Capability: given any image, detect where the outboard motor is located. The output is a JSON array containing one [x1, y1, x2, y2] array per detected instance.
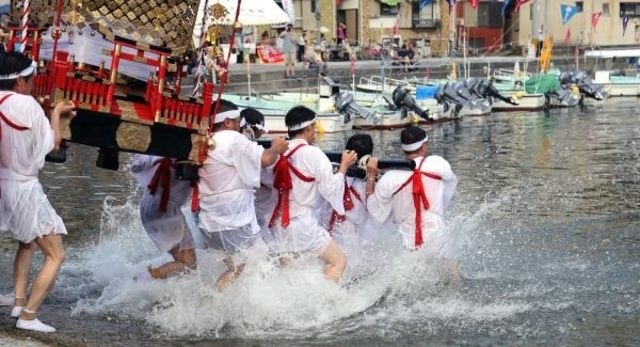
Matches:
[[573, 71, 608, 100], [334, 91, 381, 125], [392, 85, 430, 120], [466, 77, 518, 105], [558, 71, 575, 86], [435, 82, 464, 116]]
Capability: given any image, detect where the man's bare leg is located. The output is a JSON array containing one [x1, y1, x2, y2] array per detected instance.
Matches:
[[317, 240, 346, 282], [148, 246, 197, 279], [12, 242, 36, 313], [16, 234, 64, 332], [215, 257, 245, 292]]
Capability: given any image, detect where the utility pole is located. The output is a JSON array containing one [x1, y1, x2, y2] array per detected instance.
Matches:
[[531, 0, 547, 54]]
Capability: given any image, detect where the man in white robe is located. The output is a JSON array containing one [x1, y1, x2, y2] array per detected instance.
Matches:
[[268, 106, 357, 282], [239, 107, 277, 250], [198, 102, 287, 291], [324, 134, 373, 269], [129, 154, 197, 280], [366, 126, 458, 258], [0, 51, 74, 332]]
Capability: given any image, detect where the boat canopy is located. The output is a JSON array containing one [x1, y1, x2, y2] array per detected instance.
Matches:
[[584, 49, 640, 58]]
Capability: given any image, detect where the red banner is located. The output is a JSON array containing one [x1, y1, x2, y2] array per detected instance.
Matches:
[[515, 0, 530, 10], [257, 46, 285, 64], [563, 28, 571, 44], [591, 12, 603, 29]]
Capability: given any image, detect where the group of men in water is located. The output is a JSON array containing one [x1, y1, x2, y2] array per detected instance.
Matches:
[[0, 49, 458, 333]]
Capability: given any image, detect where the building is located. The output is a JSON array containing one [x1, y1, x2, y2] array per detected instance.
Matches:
[[276, 0, 452, 56], [453, 1, 507, 54], [515, 0, 640, 48]]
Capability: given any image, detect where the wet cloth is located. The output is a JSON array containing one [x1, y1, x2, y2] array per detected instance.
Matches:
[[256, 167, 276, 247], [0, 92, 66, 243], [367, 155, 457, 251], [327, 178, 367, 266], [269, 139, 346, 255], [130, 154, 194, 252], [200, 223, 257, 264], [198, 130, 264, 252]]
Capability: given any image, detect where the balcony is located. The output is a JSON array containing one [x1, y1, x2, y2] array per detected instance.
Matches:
[[412, 18, 441, 29]]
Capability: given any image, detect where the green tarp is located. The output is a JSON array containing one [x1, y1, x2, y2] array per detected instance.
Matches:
[[379, 0, 403, 5], [525, 74, 560, 94]]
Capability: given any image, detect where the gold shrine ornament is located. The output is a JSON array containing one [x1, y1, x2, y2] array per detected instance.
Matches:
[[207, 3, 229, 21]]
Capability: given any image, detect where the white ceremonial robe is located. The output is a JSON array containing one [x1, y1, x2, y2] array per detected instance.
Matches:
[[198, 130, 264, 234], [0, 92, 67, 243], [256, 167, 276, 247], [329, 178, 368, 267], [129, 154, 193, 252], [367, 155, 457, 251], [270, 138, 346, 256]]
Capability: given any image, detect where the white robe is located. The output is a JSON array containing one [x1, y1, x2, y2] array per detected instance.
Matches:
[[0, 92, 67, 243], [367, 155, 457, 251], [269, 138, 346, 255], [198, 130, 264, 234], [328, 178, 368, 267], [129, 154, 193, 252]]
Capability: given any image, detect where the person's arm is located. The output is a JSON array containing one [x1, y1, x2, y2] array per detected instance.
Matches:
[[366, 172, 394, 224], [365, 157, 379, 196], [315, 149, 357, 214], [260, 137, 287, 167], [50, 101, 75, 150]]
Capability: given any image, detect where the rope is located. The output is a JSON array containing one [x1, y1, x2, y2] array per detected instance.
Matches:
[[208, 0, 242, 133], [191, 0, 213, 97]]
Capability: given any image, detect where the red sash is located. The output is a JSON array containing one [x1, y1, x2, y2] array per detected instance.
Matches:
[[269, 144, 315, 228], [147, 158, 173, 212], [328, 178, 363, 234], [0, 94, 29, 141], [392, 157, 442, 249], [0, 94, 29, 199]]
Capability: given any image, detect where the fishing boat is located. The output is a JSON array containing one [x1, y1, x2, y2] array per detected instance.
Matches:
[[354, 76, 417, 93], [491, 69, 546, 111], [220, 93, 354, 133], [593, 71, 640, 97]]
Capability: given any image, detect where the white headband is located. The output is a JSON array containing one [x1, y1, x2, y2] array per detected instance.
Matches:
[[288, 117, 317, 131], [0, 61, 37, 80], [213, 109, 241, 124], [251, 123, 268, 133], [401, 135, 428, 152]]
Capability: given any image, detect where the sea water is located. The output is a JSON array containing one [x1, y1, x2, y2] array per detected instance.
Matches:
[[1, 100, 638, 345]]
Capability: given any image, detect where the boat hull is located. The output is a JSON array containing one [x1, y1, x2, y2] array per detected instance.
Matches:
[[491, 93, 546, 111]]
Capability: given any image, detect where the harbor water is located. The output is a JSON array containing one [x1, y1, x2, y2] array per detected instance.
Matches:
[[0, 100, 639, 346]]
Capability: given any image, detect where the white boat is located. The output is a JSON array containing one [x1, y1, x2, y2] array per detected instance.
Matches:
[[593, 70, 640, 97], [354, 76, 417, 93], [491, 69, 546, 111], [275, 92, 415, 129], [220, 94, 353, 133], [491, 92, 546, 111]]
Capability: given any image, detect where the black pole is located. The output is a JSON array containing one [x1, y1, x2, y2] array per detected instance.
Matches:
[[258, 140, 415, 171]]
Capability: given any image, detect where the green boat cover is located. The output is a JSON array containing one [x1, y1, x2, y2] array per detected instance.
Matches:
[[525, 74, 560, 94]]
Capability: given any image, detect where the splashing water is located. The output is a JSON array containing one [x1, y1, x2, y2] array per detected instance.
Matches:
[[31, 103, 640, 345]]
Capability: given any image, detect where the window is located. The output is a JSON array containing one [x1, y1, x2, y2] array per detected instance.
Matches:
[[575, 2, 583, 12], [603, 3, 610, 16], [478, 2, 503, 28], [411, 0, 441, 28], [620, 2, 640, 17], [381, 3, 399, 16], [311, 0, 317, 13], [411, 1, 436, 19]]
